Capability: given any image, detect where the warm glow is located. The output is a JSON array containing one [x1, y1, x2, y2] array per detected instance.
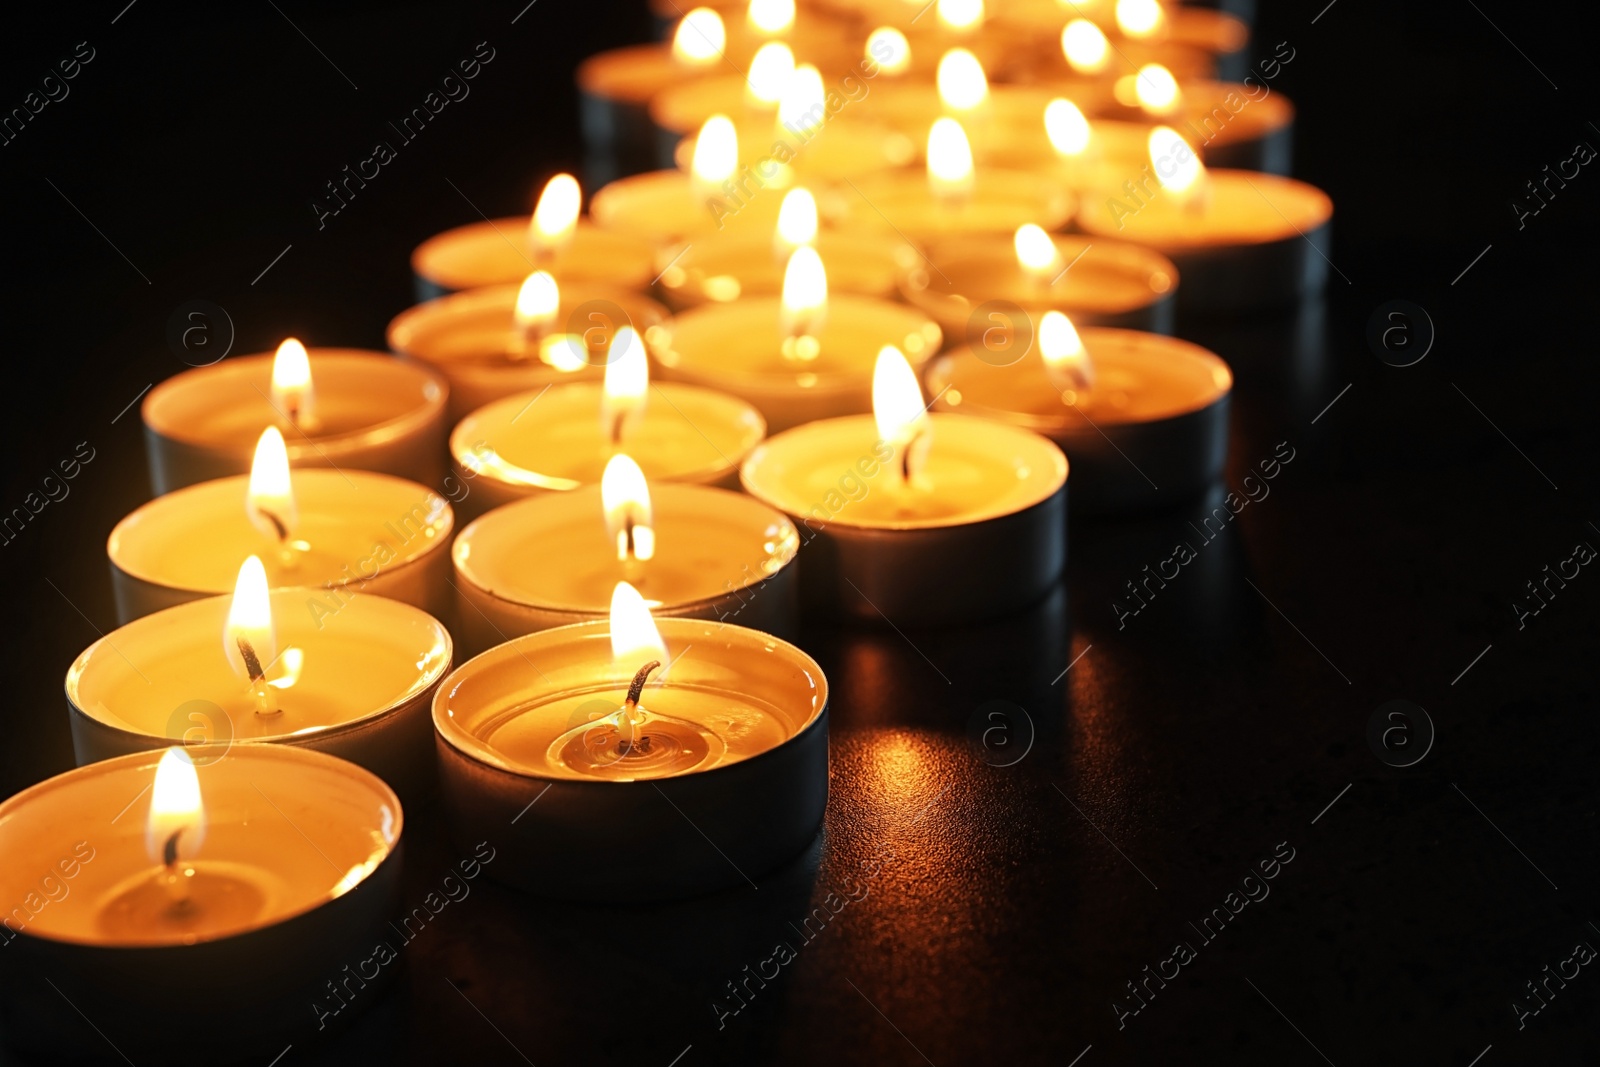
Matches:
[[1116, 0, 1164, 39], [746, 42, 794, 108], [610, 581, 667, 665], [936, 49, 988, 112], [672, 8, 725, 67], [225, 555, 277, 684], [1061, 19, 1109, 73], [1135, 63, 1181, 115], [1044, 97, 1091, 157], [1014, 224, 1061, 278], [777, 64, 827, 138], [601, 454, 656, 564], [873, 346, 932, 483], [775, 187, 819, 254], [1149, 125, 1205, 196], [514, 270, 561, 338], [779, 245, 827, 340], [270, 338, 314, 427], [937, 0, 984, 33], [246, 427, 296, 543], [601, 326, 648, 443], [531, 173, 581, 255], [691, 115, 739, 187], [926, 118, 975, 201], [748, 0, 796, 35], [866, 27, 910, 75], [146, 748, 205, 867], [1039, 310, 1095, 392]]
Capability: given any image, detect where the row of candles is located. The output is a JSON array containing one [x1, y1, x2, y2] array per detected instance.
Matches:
[[0, 0, 1332, 1058]]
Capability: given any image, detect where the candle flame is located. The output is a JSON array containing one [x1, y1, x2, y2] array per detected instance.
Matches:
[[1044, 97, 1091, 157], [610, 580, 667, 664], [1116, 0, 1164, 39], [747, 0, 795, 35], [866, 27, 910, 75], [691, 115, 739, 186], [270, 338, 314, 429], [672, 8, 725, 67], [926, 117, 975, 201], [146, 747, 205, 867], [779, 245, 827, 345], [1014, 224, 1061, 278], [1039, 310, 1094, 393], [746, 42, 795, 108], [1061, 18, 1110, 73], [937, 0, 983, 33], [225, 555, 277, 684], [777, 64, 827, 139], [775, 187, 818, 254], [246, 427, 297, 544], [873, 345, 932, 483], [601, 454, 656, 564], [531, 173, 581, 256], [515, 271, 561, 336], [1148, 125, 1205, 197], [936, 48, 988, 112], [601, 326, 648, 443], [1134, 63, 1181, 115]]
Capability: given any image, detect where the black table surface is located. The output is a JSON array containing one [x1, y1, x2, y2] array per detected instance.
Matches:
[[2, 2, 1598, 1065]]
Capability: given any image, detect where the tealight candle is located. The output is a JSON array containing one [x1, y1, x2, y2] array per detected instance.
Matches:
[[1109, 67, 1295, 174], [386, 270, 668, 421], [657, 186, 920, 308], [741, 346, 1067, 622], [410, 173, 658, 298], [654, 246, 943, 430], [142, 339, 449, 495], [108, 429, 454, 623], [648, 43, 865, 147], [1077, 126, 1333, 312], [901, 224, 1178, 340], [433, 587, 828, 899], [927, 313, 1231, 514], [67, 559, 451, 795], [452, 453, 799, 652], [449, 328, 766, 515], [0, 745, 400, 1062], [847, 117, 1074, 243]]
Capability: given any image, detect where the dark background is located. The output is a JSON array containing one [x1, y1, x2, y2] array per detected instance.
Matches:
[[2, 1, 1598, 1064]]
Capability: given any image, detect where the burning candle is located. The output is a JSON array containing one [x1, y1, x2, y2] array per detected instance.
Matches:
[[655, 246, 942, 431], [108, 428, 454, 623], [1110, 64, 1295, 173], [386, 268, 668, 421], [657, 186, 920, 308], [433, 586, 828, 899], [0, 745, 400, 1061], [451, 452, 800, 652], [927, 313, 1231, 514], [448, 327, 766, 515], [866, 46, 1082, 153], [141, 339, 448, 495], [900, 222, 1178, 339], [410, 173, 657, 298], [67, 557, 452, 794], [741, 345, 1066, 622], [1076, 126, 1333, 311]]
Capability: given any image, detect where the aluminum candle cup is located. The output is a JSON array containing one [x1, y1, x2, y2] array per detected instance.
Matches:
[[1078, 168, 1333, 313], [658, 229, 920, 309], [142, 349, 448, 495], [0, 746, 401, 1065], [66, 590, 451, 796], [451, 484, 800, 654], [410, 216, 656, 299], [450, 382, 765, 515], [386, 282, 669, 421], [901, 233, 1178, 338], [740, 414, 1068, 623], [654, 296, 942, 431], [927, 327, 1232, 515], [433, 617, 829, 900], [107, 470, 453, 623]]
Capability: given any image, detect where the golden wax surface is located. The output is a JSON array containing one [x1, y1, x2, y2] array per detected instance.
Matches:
[[1079, 170, 1332, 250], [412, 218, 657, 292]]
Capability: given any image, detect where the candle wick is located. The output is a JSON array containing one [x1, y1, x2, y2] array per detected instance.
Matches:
[[624, 659, 662, 710], [900, 426, 928, 484], [622, 514, 636, 561], [258, 508, 289, 543], [609, 411, 626, 447], [162, 827, 184, 870], [236, 637, 282, 716]]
